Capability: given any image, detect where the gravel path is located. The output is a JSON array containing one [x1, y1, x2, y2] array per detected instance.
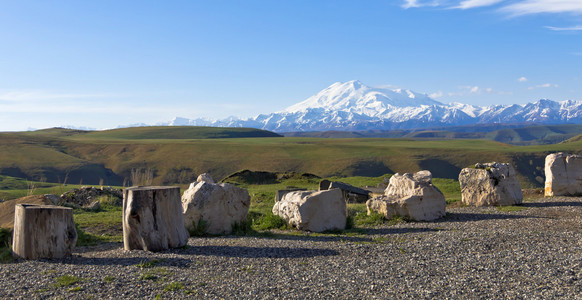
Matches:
[[1, 196, 582, 299]]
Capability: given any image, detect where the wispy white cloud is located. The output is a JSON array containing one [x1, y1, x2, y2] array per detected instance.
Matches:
[[528, 83, 559, 90], [501, 0, 582, 16], [545, 25, 582, 31], [401, 0, 443, 9], [429, 91, 444, 98], [404, 0, 582, 15], [402, 0, 421, 9], [454, 0, 503, 9], [518, 76, 528, 82]]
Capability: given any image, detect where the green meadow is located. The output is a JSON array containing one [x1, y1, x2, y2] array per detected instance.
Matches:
[[1, 126, 581, 189]]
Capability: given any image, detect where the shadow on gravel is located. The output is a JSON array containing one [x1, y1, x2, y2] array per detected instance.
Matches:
[[436, 212, 530, 223], [42, 256, 193, 268], [362, 227, 442, 235], [522, 201, 582, 208], [184, 246, 339, 258]]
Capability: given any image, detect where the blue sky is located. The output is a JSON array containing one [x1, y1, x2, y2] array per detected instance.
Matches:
[[0, 0, 581, 131]]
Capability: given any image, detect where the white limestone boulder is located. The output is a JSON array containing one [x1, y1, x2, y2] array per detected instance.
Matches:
[[272, 189, 346, 232], [459, 162, 523, 206], [366, 170, 446, 221], [182, 175, 250, 235], [544, 153, 582, 197]]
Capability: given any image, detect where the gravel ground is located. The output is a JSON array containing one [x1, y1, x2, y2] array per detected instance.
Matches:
[[1, 196, 582, 299]]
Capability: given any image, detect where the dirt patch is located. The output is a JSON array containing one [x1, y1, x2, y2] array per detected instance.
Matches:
[[0, 195, 53, 228]]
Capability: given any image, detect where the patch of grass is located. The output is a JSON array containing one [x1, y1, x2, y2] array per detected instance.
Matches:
[[386, 215, 409, 226], [163, 282, 185, 292], [231, 219, 253, 236], [188, 219, 209, 237], [136, 259, 165, 269], [432, 178, 462, 204], [347, 204, 385, 227], [68, 286, 83, 292], [75, 224, 107, 246], [54, 275, 84, 288], [250, 212, 289, 231], [240, 264, 256, 275], [140, 273, 159, 281], [103, 275, 115, 283], [139, 267, 171, 282], [497, 205, 528, 212], [0, 228, 12, 263], [372, 237, 391, 243], [74, 206, 122, 227], [94, 194, 121, 208]]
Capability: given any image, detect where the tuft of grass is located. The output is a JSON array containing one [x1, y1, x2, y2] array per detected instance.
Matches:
[[54, 275, 84, 288], [0, 228, 13, 263], [164, 282, 185, 292], [356, 212, 386, 226], [136, 259, 165, 269], [348, 204, 385, 227], [188, 219, 209, 237], [250, 212, 289, 231], [68, 286, 83, 292], [139, 267, 171, 282], [103, 275, 115, 283], [497, 205, 528, 212], [231, 219, 254, 236]]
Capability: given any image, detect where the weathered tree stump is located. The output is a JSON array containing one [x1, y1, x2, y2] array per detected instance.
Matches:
[[123, 186, 188, 251], [12, 204, 77, 259]]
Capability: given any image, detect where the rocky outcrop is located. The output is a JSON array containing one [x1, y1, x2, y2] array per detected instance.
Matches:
[[366, 171, 446, 221], [544, 153, 582, 196], [182, 175, 250, 235], [60, 186, 123, 207], [459, 162, 523, 206], [272, 189, 346, 232]]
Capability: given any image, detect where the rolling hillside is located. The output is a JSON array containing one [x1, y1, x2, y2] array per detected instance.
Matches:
[[285, 124, 582, 145], [0, 126, 580, 188]]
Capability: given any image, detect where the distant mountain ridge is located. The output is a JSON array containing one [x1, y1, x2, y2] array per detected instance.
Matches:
[[166, 80, 582, 132]]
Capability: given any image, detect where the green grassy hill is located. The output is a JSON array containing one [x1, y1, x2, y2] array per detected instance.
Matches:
[[286, 124, 582, 145], [1, 126, 581, 188]]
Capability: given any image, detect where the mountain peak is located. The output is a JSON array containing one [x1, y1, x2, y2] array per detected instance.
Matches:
[[284, 80, 442, 114]]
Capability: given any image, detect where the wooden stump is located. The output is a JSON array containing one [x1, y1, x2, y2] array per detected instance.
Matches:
[[123, 186, 189, 251], [12, 204, 77, 260]]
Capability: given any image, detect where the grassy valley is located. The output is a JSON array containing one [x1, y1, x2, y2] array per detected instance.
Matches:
[[0, 125, 581, 189]]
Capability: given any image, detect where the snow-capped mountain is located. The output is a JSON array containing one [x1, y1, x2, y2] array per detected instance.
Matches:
[[167, 80, 582, 132]]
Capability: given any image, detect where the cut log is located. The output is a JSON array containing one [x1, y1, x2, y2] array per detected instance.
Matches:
[[12, 204, 77, 260], [123, 186, 188, 251]]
